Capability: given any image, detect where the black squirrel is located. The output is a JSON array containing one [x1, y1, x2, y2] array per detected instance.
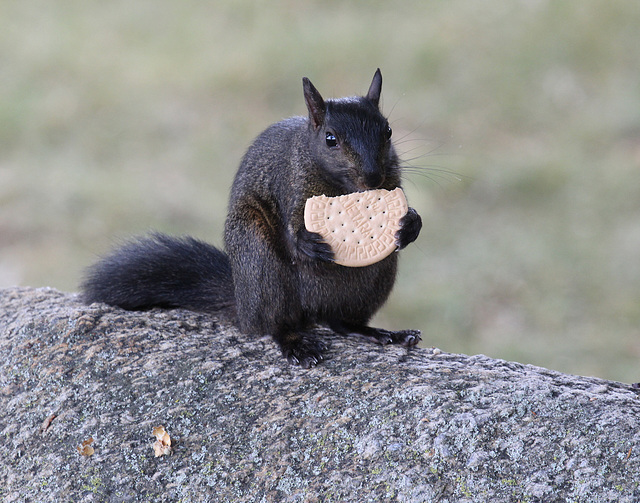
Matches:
[[81, 69, 423, 368]]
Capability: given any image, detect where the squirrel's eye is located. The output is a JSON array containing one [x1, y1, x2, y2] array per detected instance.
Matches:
[[385, 126, 392, 140], [325, 132, 338, 148]]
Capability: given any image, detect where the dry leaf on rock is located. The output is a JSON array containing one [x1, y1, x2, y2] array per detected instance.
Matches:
[[77, 437, 94, 457], [152, 426, 172, 457]]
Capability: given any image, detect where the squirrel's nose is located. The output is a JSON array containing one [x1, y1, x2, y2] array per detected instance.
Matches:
[[364, 171, 384, 189]]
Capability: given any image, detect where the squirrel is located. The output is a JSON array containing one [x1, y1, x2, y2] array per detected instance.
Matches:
[[81, 69, 423, 368]]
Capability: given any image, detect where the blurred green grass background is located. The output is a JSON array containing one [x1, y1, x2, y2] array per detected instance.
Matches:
[[2, 1, 639, 381]]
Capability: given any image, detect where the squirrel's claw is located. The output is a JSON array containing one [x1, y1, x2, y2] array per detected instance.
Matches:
[[296, 229, 335, 262], [281, 333, 328, 369], [396, 329, 422, 347]]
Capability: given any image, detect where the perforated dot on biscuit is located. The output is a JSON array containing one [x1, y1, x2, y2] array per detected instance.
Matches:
[[304, 188, 408, 267]]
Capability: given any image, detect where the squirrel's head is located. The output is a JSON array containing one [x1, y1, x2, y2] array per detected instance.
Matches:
[[302, 69, 401, 193]]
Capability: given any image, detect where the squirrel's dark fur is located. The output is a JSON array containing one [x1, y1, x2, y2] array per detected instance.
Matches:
[[81, 69, 422, 368]]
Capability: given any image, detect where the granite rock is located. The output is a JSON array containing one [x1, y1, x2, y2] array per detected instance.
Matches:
[[1, 287, 639, 502]]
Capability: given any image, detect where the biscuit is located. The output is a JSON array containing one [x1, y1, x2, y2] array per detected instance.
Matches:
[[304, 187, 408, 267]]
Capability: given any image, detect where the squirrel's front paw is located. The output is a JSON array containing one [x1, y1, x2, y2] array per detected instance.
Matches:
[[395, 207, 422, 250], [296, 228, 334, 262]]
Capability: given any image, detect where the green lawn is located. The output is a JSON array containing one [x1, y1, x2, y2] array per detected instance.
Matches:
[[2, 1, 639, 381]]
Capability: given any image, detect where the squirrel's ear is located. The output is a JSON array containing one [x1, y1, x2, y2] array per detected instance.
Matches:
[[303, 77, 326, 130], [366, 68, 383, 108]]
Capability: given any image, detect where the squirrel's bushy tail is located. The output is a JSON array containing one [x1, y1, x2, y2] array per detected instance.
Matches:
[[81, 233, 236, 318]]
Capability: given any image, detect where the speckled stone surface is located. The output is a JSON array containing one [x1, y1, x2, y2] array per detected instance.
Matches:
[[1, 287, 639, 502]]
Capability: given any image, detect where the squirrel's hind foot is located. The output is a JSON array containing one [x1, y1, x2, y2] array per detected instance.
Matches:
[[330, 321, 421, 347], [278, 331, 328, 369], [387, 329, 422, 347]]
